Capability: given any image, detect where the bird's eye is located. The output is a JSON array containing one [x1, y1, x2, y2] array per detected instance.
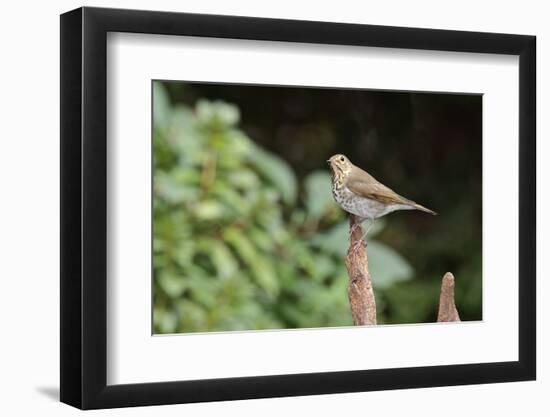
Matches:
[[340, 157, 345, 162]]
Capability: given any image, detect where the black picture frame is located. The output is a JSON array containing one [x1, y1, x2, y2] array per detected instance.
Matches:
[[60, 6, 536, 410]]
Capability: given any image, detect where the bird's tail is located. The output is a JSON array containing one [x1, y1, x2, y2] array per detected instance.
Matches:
[[412, 202, 437, 215]]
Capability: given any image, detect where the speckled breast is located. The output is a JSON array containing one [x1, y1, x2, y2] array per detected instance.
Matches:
[[332, 186, 389, 220]]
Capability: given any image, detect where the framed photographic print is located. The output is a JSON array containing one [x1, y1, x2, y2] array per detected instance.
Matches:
[[60, 6, 536, 409]]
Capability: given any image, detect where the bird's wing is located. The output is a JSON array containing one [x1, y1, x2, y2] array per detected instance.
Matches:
[[347, 180, 408, 205], [346, 168, 409, 205], [347, 167, 437, 214]]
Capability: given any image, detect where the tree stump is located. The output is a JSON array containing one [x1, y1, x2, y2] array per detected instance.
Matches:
[[437, 272, 461, 322]]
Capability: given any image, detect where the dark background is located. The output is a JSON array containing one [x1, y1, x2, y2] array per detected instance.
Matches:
[[153, 80, 482, 333]]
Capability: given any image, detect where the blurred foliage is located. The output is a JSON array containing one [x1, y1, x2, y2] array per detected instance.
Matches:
[[153, 82, 419, 333], [173, 82, 483, 324]]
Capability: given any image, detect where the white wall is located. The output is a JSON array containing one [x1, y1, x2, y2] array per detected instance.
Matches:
[[0, 1, 545, 415]]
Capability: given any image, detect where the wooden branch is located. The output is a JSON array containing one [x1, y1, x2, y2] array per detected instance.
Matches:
[[437, 272, 461, 322], [344, 215, 377, 325]]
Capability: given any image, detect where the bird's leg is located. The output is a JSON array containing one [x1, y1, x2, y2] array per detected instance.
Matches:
[[351, 218, 374, 253], [363, 218, 376, 239], [349, 220, 361, 237]]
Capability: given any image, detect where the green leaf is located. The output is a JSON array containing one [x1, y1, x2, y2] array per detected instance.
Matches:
[[155, 170, 199, 204], [368, 241, 413, 289], [196, 100, 240, 127], [223, 228, 279, 297], [310, 254, 335, 282], [310, 219, 386, 256], [248, 145, 297, 205], [207, 240, 239, 279], [193, 200, 226, 221], [304, 170, 335, 218], [250, 257, 279, 298], [212, 185, 253, 215], [169, 106, 203, 158], [248, 227, 273, 252], [153, 82, 171, 130], [228, 169, 260, 190], [157, 271, 187, 298], [177, 300, 207, 331], [185, 276, 220, 309], [154, 308, 179, 334], [310, 221, 349, 256]]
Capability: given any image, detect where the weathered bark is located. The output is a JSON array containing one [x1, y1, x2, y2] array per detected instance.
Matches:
[[437, 272, 461, 322], [344, 215, 377, 325]]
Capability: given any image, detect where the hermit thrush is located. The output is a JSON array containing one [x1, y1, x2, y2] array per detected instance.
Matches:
[[328, 154, 436, 239]]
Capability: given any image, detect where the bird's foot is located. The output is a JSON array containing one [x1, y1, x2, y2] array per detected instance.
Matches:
[[349, 222, 360, 236], [351, 238, 366, 253]]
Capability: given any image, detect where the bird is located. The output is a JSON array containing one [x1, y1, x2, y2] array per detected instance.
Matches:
[[328, 154, 436, 247]]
